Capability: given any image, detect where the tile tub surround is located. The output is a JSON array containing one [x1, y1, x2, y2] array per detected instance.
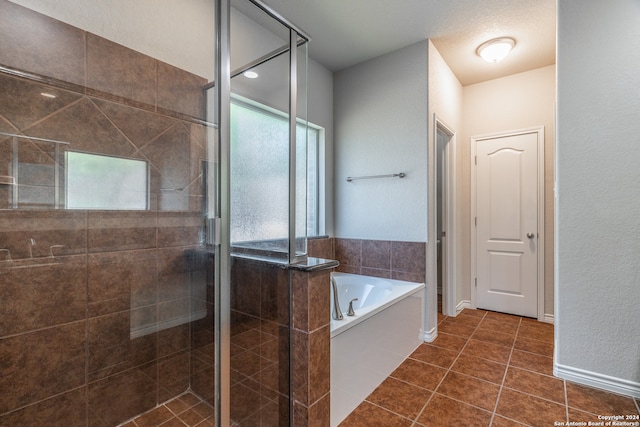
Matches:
[[0, 3, 212, 425], [308, 237, 426, 283]]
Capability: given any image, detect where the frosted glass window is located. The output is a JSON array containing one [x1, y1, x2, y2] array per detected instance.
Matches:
[[65, 151, 148, 210], [230, 100, 320, 244], [304, 125, 319, 236]]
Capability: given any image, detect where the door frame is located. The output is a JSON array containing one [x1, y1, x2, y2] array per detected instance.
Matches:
[[433, 116, 457, 317], [470, 126, 545, 321]]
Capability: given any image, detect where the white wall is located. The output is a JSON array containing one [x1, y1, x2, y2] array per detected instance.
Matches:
[[309, 61, 335, 235], [334, 41, 428, 242], [427, 41, 463, 324], [462, 65, 556, 317], [556, 0, 640, 394], [428, 42, 463, 133]]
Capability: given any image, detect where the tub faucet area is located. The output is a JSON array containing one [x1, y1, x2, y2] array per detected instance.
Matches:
[[331, 276, 344, 320], [28, 238, 36, 258], [347, 298, 358, 316]]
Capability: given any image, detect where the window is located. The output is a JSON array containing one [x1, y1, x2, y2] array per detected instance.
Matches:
[[65, 151, 148, 210], [230, 98, 323, 244]]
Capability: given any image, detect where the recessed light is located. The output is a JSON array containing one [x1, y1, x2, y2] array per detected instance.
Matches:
[[40, 92, 57, 99], [243, 71, 258, 79], [476, 37, 516, 63]]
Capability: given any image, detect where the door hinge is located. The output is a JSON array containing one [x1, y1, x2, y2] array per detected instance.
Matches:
[[475, 278, 477, 287], [475, 217, 477, 226], [207, 217, 221, 246], [475, 155, 477, 165]]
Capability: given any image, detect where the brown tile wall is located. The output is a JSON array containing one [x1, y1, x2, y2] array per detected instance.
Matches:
[[0, 1, 206, 119], [229, 256, 291, 425], [308, 237, 427, 283], [0, 0, 207, 213], [0, 3, 213, 426], [228, 256, 333, 427], [291, 268, 332, 427], [0, 209, 209, 426], [0, 71, 207, 212]]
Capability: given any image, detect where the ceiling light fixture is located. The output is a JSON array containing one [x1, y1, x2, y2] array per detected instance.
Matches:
[[243, 70, 258, 79], [476, 37, 516, 63]]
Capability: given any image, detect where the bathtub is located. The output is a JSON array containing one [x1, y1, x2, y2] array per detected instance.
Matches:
[[330, 272, 425, 426]]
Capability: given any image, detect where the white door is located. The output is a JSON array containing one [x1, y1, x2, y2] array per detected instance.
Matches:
[[473, 130, 539, 318]]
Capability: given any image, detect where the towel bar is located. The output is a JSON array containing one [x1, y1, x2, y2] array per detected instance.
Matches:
[[346, 172, 405, 182]]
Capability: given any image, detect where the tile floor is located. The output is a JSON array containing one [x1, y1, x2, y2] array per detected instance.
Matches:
[[340, 308, 640, 427], [119, 392, 214, 427], [118, 308, 640, 427]]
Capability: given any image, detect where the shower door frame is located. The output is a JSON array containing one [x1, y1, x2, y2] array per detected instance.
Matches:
[[214, 0, 231, 425], [214, 0, 311, 424]]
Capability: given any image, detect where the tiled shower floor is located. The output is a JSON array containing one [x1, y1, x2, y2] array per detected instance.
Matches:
[[120, 392, 214, 427]]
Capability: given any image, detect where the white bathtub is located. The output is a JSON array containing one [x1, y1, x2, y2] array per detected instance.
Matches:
[[330, 272, 425, 426]]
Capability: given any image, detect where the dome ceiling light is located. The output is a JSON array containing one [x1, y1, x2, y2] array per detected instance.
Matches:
[[476, 37, 516, 63]]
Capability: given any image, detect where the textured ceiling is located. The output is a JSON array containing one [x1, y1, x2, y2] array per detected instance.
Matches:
[[260, 0, 556, 86]]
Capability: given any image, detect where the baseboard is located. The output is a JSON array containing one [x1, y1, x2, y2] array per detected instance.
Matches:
[[455, 300, 471, 315], [554, 362, 640, 398], [421, 326, 437, 343], [543, 313, 554, 324]]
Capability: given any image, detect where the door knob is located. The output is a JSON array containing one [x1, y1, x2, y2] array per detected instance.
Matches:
[[526, 233, 535, 238]]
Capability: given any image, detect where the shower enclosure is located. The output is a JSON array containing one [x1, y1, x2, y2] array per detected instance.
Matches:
[[0, 0, 324, 425]]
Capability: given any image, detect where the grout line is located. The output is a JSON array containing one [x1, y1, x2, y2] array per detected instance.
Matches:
[[491, 414, 533, 426], [360, 400, 415, 425], [412, 309, 487, 424], [506, 363, 556, 379], [564, 378, 570, 423], [489, 315, 521, 426], [126, 391, 207, 427], [499, 384, 572, 407], [356, 310, 568, 426], [354, 310, 638, 426], [408, 389, 433, 425], [432, 391, 495, 414], [389, 341, 450, 422]]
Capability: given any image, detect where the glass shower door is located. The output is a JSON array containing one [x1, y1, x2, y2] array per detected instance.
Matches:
[[215, 0, 311, 424], [0, 1, 218, 425]]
